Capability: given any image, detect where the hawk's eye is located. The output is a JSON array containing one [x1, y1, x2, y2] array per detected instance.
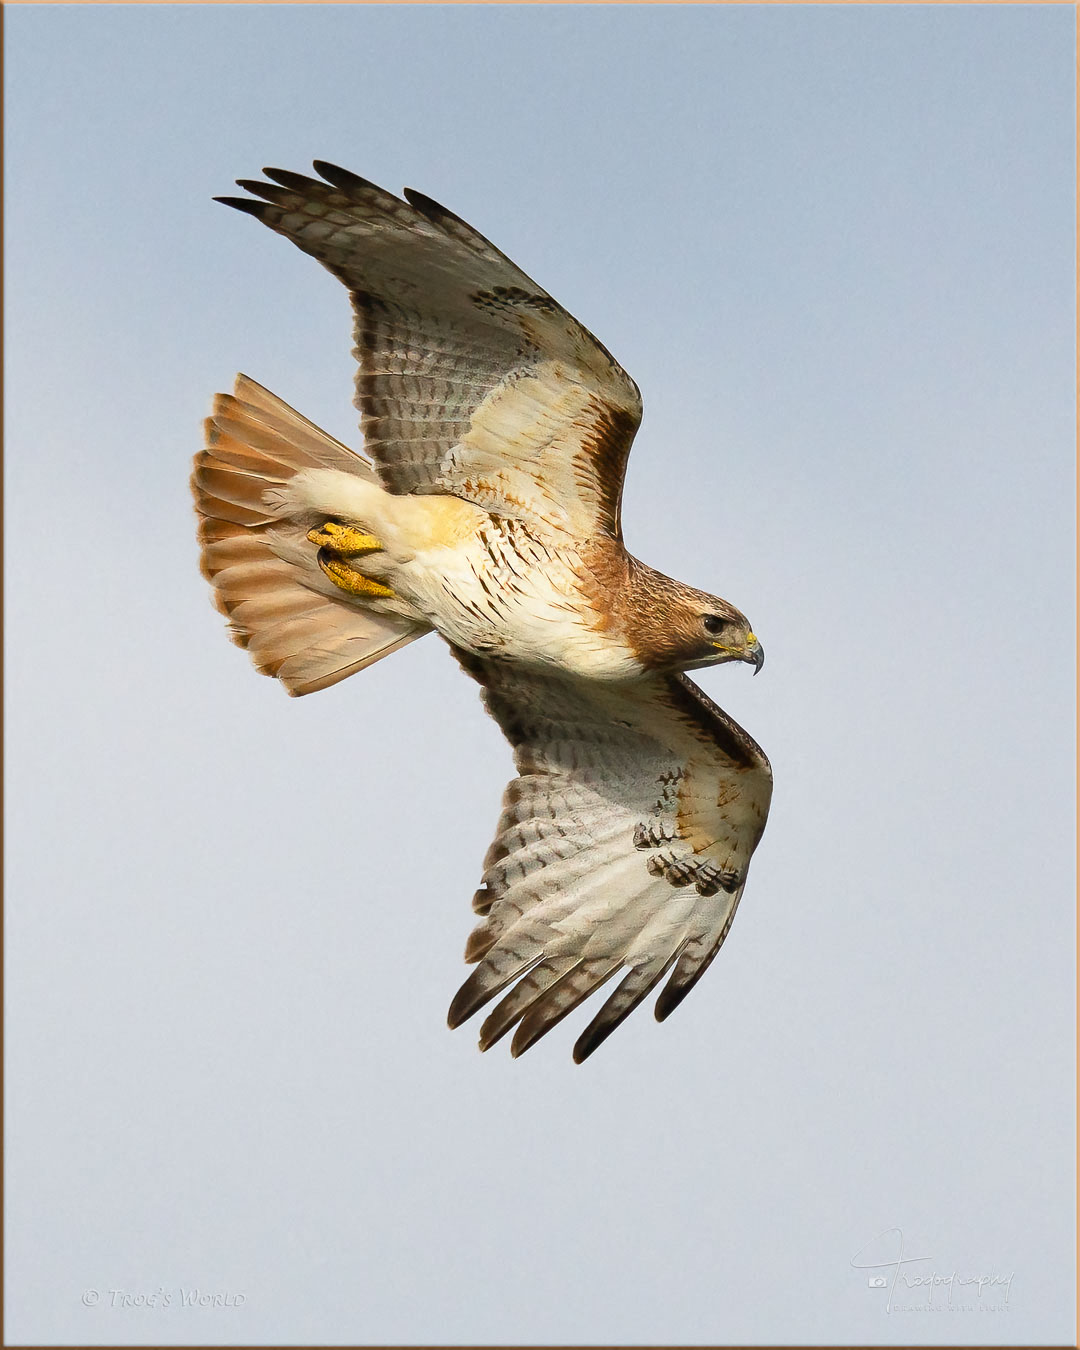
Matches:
[[703, 615, 726, 636]]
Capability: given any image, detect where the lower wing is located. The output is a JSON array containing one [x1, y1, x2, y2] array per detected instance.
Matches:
[[448, 656, 772, 1061]]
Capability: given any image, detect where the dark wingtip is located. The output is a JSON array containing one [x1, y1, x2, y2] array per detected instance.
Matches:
[[572, 1028, 606, 1063], [402, 186, 443, 213], [654, 983, 689, 1022], [403, 187, 461, 226], [213, 196, 267, 218], [447, 978, 483, 1030], [477, 1008, 514, 1053], [509, 1018, 546, 1059], [313, 160, 382, 193], [262, 166, 324, 193]]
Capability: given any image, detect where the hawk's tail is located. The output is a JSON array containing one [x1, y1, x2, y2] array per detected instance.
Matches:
[[192, 375, 429, 696]]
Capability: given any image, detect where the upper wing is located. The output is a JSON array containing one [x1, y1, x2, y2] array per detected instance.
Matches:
[[448, 656, 772, 1061], [217, 163, 642, 540]]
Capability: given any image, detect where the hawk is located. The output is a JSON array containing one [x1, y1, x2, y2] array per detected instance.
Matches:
[[193, 163, 772, 1062]]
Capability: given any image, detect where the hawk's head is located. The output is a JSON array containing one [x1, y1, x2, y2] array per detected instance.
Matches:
[[624, 562, 764, 676], [687, 605, 763, 674]]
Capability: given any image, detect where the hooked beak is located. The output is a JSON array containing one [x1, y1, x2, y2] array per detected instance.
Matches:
[[743, 632, 764, 675], [711, 632, 765, 674]]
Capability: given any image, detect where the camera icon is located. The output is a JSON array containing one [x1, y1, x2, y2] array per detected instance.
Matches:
[[868, 1277, 888, 1288]]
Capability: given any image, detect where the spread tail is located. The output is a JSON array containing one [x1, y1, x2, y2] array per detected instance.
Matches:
[[192, 375, 429, 696]]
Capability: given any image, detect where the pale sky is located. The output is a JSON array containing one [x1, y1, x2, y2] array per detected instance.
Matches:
[[5, 4, 1075, 1345]]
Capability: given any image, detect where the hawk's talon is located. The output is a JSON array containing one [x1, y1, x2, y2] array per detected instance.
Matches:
[[316, 551, 395, 599], [308, 518, 394, 600], [306, 521, 384, 555]]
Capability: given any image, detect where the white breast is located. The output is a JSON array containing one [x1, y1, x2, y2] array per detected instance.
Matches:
[[397, 518, 641, 681]]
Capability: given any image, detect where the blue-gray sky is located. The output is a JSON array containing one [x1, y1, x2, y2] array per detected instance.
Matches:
[[5, 4, 1074, 1345]]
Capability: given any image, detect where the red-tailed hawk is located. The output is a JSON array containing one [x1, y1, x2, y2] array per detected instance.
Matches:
[[193, 163, 772, 1062]]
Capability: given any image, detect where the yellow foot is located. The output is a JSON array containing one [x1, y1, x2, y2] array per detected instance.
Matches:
[[316, 552, 395, 600], [308, 519, 395, 600], [306, 521, 383, 555]]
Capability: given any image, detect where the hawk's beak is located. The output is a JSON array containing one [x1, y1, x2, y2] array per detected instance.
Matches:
[[744, 634, 764, 675], [711, 633, 765, 673]]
